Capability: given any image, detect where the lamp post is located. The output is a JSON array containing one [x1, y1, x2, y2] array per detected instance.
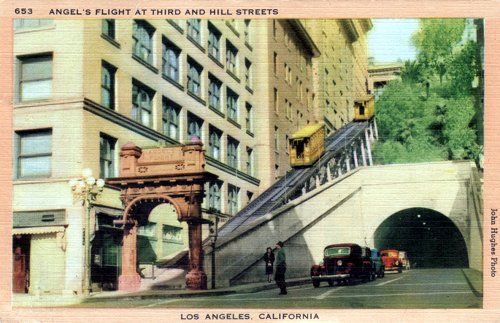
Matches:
[[69, 168, 105, 296], [208, 213, 219, 290]]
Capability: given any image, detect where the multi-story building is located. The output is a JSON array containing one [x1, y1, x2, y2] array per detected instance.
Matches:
[[302, 19, 373, 135], [12, 18, 262, 295], [12, 18, 371, 295]]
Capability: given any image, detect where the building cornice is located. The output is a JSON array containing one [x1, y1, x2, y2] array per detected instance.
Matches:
[[287, 20, 321, 57], [340, 19, 360, 43], [360, 19, 373, 32]]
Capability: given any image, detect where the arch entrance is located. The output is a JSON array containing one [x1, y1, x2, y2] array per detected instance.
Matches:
[[107, 140, 215, 291], [374, 208, 468, 268]]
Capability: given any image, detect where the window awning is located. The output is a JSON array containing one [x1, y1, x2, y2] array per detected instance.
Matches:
[[12, 226, 65, 235]]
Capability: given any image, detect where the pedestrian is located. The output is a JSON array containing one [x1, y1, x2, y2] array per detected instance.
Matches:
[[274, 241, 287, 295], [264, 247, 275, 282]]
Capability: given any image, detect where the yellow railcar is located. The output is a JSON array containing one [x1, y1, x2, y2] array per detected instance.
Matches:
[[353, 95, 375, 121], [289, 123, 325, 167]]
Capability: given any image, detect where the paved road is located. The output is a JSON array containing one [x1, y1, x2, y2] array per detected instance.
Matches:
[[80, 268, 482, 309]]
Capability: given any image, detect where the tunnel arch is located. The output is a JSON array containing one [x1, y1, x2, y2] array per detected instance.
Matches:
[[373, 208, 468, 268]]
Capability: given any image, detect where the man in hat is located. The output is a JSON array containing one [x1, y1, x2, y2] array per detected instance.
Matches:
[[274, 241, 287, 295]]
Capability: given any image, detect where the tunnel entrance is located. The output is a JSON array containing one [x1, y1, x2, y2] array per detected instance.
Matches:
[[374, 208, 468, 268]]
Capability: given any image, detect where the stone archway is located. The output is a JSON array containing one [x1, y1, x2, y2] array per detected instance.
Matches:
[[107, 139, 216, 291]]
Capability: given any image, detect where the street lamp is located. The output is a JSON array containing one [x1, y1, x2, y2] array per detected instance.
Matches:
[[69, 168, 105, 296], [208, 214, 219, 290]]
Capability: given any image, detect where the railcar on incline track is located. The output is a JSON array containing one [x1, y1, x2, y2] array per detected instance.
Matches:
[[289, 123, 325, 167]]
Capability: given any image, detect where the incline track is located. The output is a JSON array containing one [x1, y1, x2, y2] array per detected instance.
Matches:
[[217, 121, 370, 238]]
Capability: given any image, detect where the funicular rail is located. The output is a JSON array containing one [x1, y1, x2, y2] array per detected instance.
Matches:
[[218, 121, 373, 237]]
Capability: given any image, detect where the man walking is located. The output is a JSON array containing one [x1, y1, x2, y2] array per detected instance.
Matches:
[[274, 241, 287, 295]]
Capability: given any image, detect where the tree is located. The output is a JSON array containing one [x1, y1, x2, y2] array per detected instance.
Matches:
[[447, 41, 479, 97], [401, 60, 422, 84], [412, 19, 465, 83]]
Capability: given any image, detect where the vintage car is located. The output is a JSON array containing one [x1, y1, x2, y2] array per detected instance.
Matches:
[[310, 243, 375, 288], [380, 249, 403, 273], [371, 248, 385, 278], [399, 251, 410, 270]]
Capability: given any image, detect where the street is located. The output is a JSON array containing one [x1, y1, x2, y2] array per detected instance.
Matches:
[[79, 268, 481, 309]]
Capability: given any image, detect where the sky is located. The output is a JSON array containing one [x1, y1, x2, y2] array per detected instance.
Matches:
[[368, 19, 420, 64]]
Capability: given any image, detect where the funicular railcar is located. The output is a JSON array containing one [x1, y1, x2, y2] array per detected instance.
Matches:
[[288, 123, 325, 167], [353, 95, 375, 121]]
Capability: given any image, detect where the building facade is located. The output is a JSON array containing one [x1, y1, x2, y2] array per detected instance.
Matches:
[[12, 18, 371, 295], [302, 19, 373, 135]]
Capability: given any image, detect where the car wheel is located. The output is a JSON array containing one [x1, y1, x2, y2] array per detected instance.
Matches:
[[313, 280, 320, 288], [398, 267, 403, 273], [328, 280, 334, 287]]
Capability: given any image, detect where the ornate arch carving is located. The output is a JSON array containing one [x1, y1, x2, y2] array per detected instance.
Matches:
[[107, 141, 216, 291]]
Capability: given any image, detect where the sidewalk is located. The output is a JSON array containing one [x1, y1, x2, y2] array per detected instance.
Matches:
[[12, 277, 312, 307]]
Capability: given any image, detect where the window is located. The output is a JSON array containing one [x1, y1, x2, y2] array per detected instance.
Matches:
[[132, 20, 154, 64], [245, 59, 252, 89], [208, 74, 222, 111], [208, 181, 222, 212], [247, 191, 254, 205], [102, 233, 121, 266], [226, 41, 238, 75], [244, 20, 251, 45], [285, 65, 292, 83], [274, 88, 279, 114], [162, 225, 182, 243], [138, 222, 157, 237], [299, 80, 303, 101], [227, 136, 239, 169], [162, 98, 181, 140], [16, 129, 52, 178], [162, 39, 181, 83], [187, 58, 203, 97], [132, 81, 155, 127], [187, 112, 203, 139], [228, 184, 240, 215], [274, 126, 279, 151], [226, 88, 239, 122], [19, 54, 52, 101], [245, 102, 253, 133], [14, 19, 52, 30], [287, 101, 292, 119], [208, 126, 222, 160], [187, 19, 201, 44], [246, 147, 254, 176], [273, 52, 277, 75], [100, 133, 116, 178], [102, 19, 115, 39], [101, 61, 116, 109], [208, 23, 221, 61], [306, 88, 311, 109]]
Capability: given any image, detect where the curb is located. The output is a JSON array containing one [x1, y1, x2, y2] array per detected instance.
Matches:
[[461, 269, 483, 297], [83, 278, 312, 303]]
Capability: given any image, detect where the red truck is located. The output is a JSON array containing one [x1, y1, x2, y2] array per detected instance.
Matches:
[[380, 249, 403, 273]]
